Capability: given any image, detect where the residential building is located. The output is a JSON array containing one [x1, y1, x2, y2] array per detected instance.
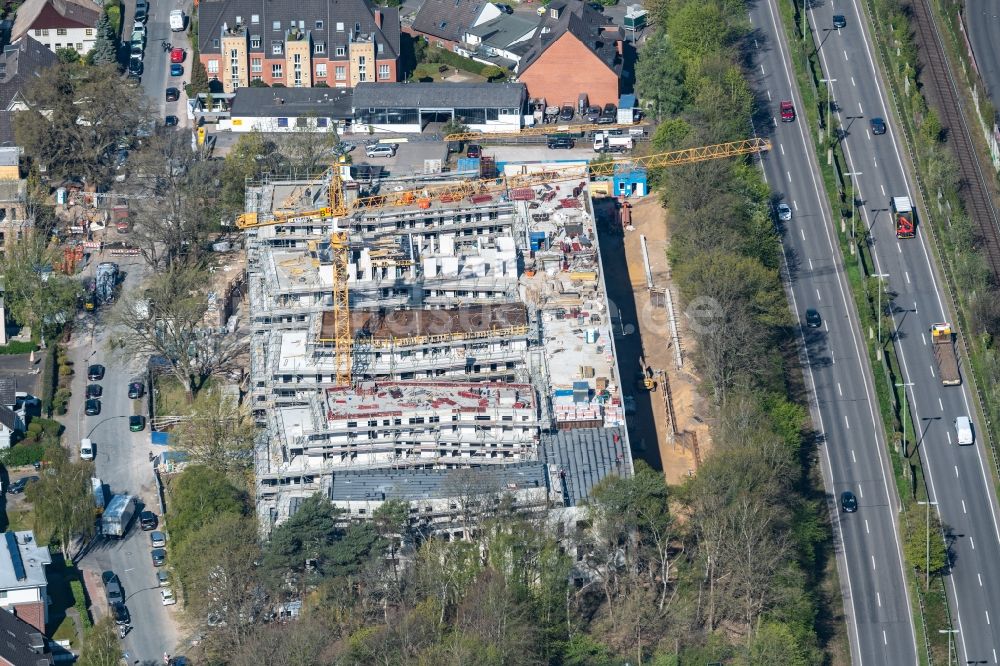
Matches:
[[461, 13, 538, 67], [0, 148, 28, 254], [0, 36, 59, 146], [352, 82, 524, 133], [0, 531, 51, 632], [10, 0, 99, 55], [198, 0, 401, 92], [0, 379, 37, 449], [222, 86, 352, 132], [409, 0, 500, 52], [0, 607, 53, 666], [516, 0, 626, 107]]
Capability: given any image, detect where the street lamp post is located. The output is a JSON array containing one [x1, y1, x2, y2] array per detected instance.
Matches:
[[844, 171, 862, 262], [917, 500, 939, 589], [938, 629, 958, 665], [896, 381, 914, 457], [872, 272, 889, 360]]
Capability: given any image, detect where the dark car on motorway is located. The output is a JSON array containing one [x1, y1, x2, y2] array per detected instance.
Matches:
[[102, 571, 123, 604], [870, 117, 887, 135], [140, 511, 158, 531], [128, 382, 144, 399], [165, 87, 180, 102], [833, 14, 846, 28], [151, 548, 166, 567], [840, 491, 858, 513], [87, 364, 105, 381], [598, 103, 617, 124], [129, 415, 146, 432], [84, 399, 101, 416], [7, 476, 38, 494], [805, 308, 822, 328]]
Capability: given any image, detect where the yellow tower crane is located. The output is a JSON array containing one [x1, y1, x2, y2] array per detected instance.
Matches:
[[235, 137, 771, 386]]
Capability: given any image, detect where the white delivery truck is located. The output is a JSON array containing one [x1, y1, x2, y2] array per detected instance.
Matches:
[[954, 416, 974, 445], [169, 9, 186, 31], [593, 132, 633, 153]]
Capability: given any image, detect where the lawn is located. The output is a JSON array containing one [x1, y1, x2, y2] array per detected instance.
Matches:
[[410, 63, 486, 83], [154, 375, 210, 417], [46, 556, 86, 649]]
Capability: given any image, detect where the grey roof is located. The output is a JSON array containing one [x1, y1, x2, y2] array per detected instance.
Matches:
[[0, 608, 53, 665], [0, 531, 50, 592], [328, 462, 547, 502], [0, 405, 17, 431], [0, 37, 58, 110], [411, 0, 485, 43], [230, 86, 353, 118], [198, 0, 399, 60], [352, 81, 526, 109], [518, 0, 623, 75], [0, 112, 13, 146], [540, 427, 629, 506], [467, 13, 538, 49], [0, 378, 15, 406]]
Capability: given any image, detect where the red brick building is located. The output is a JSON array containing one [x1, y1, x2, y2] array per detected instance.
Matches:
[[516, 0, 624, 108], [198, 0, 401, 92]]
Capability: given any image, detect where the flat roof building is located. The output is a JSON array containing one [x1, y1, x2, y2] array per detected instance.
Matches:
[[352, 81, 525, 134]]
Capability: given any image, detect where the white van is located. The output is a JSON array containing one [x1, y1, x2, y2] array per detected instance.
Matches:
[[80, 438, 94, 460], [169, 9, 186, 32], [955, 416, 974, 446]]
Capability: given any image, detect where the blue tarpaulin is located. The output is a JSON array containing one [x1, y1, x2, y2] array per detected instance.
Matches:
[[151, 431, 170, 446]]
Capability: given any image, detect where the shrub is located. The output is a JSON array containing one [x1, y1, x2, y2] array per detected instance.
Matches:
[[40, 348, 57, 417], [58, 364, 73, 377], [0, 341, 37, 355], [70, 578, 91, 630], [52, 388, 70, 416], [25, 422, 42, 439], [0, 443, 45, 467]]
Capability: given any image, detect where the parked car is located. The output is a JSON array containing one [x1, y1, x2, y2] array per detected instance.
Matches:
[[128, 58, 143, 76], [494, 3, 513, 13], [559, 104, 574, 121], [80, 438, 94, 461], [140, 511, 158, 531], [129, 415, 146, 432], [84, 399, 101, 416], [598, 103, 617, 124], [165, 87, 180, 102], [112, 601, 131, 626], [780, 100, 795, 122], [833, 14, 847, 28], [102, 571, 123, 605], [85, 384, 103, 399], [130, 44, 143, 59], [157, 570, 170, 587], [161, 588, 177, 605], [466, 144, 481, 159], [8, 476, 38, 494], [583, 105, 602, 123], [134, 7, 147, 22], [87, 364, 105, 381], [547, 137, 575, 149], [170, 63, 184, 76], [365, 144, 395, 158], [170, 47, 185, 63], [870, 117, 887, 135], [150, 531, 166, 548], [776, 203, 792, 222], [164, 115, 179, 127], [151, 548, 166, 567], [128, 382, 144, 399], [840, 490, 858, 513]]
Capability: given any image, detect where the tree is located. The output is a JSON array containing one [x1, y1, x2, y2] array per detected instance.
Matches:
[[111, 266, 245, 400], [667, 2, 729, 69], [89, 10, 118, 66], [441, 118, 470, 138], [278, 121, 345, 174], [635, 31, 687, 119], [174, 513, 265, 655], [372, 499, 409, 584], [77, 617, 121, 666], [903, 507, 948, 581], [55, 47, 81, 64], [261, 493, 342, 589], [172, 385, 256, 478], [167, 465, 247, 549], [219, 132, 281, 217], [14, 63, 151, 185], [188, 49, 210, 97], [0, 230, 80, 338], [25, 447, 94, 558]]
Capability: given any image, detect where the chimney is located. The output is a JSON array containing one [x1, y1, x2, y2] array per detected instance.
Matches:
[[615, 39, 622, 55], [374, 9, 382, 28]]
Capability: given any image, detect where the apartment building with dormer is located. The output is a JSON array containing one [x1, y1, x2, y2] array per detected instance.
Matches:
[[198, 0, 400, 92]]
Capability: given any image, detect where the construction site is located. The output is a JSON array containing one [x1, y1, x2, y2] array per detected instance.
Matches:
[[241, 139, 768, 535]]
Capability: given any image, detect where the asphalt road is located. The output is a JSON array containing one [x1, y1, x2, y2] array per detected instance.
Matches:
[[124, 0, 192, 125], [69, 254, 180, 664], [747, 0, 917, 662], [964, 0, 1000, 102], [804, 0, 1000, 662]]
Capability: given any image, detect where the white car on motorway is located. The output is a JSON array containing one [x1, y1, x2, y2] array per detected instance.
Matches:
[[776, 203, 792, 222]]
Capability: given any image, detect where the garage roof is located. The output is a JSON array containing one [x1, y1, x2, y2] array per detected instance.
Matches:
[[230, 87, 354, 119], [352, 82, 526, 109]]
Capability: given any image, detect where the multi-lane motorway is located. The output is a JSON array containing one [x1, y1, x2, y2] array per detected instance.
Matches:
[[964, 0, 1000, 102], [753, 0, 1000, 661], [748, 0, 917, 662]]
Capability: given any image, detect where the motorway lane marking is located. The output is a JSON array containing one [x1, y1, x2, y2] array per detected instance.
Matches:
[[871, 555, 876, 571], [754, 39, 759, 48], [867, 130, 871, 141], [858, 101, 863, 113], [876, 592, 881, 607], [883, 630, 888, 646], [793, 200, 799, 210], [773, 117, 777, 127], [824, 320, 829, 332], [956, 465, 959, 478], [930, 365, 936, 378], [963, 500, 967, 514], [838, 382, 843, 396], [845, 415, 850, 429], [760, 64, 765, 75], [993, 648, 997, 664], [844, 49, 849, 61], [816, 288, 821, 301], [939, 397, 944, 411], [808, 258, 813, 270], [880, 184, 885, 196], [979, 573, 983, 586], [873, 155, 877, 167], [859, 486, 864, 498], [787, 170, 792, 182], [914, 300, 918, 314], [865, 519, 870, 533], [922, 333, 927, 345], [780, 143, 785, 155], [851, 76, 856, 86], [897, 241, 902, 253], [767, 89, 772, 100], [801, 228, 806, 241], [851, 449, 856, 462], [988, 610, 991, 625], [905, 271, 910, 284], [971, 536, 975, 550], [947, 431, 952, 444]]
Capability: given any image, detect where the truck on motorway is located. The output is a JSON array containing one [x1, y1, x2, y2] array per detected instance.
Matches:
[[930, 322, 961, 386], [101, 494, 137, 538], [890, 196, 916, 239]]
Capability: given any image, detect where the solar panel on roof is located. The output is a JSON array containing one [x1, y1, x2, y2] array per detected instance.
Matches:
[[5, 532, 25, 582]]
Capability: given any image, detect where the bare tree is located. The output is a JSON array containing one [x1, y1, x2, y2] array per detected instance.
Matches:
[[110, 265, 244, 401], [442, 468, 501, 541], [171, 385, 255, 478]]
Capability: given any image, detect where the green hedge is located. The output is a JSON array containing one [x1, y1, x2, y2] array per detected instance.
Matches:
[[0, 444, 45, 468], [70, 578, 91, 630], [40, 348, 57, 417], [0, 341, 37, 355]]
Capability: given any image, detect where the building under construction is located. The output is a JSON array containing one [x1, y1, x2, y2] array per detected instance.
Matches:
[[244, 165, 635, 536]]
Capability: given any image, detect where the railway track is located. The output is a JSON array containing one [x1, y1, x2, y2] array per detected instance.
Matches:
[[910, 0, 1000, 279]]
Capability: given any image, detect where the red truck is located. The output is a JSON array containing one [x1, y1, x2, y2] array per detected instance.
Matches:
[[891, 196, 915, 239], [112, 205, 131, 234]]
